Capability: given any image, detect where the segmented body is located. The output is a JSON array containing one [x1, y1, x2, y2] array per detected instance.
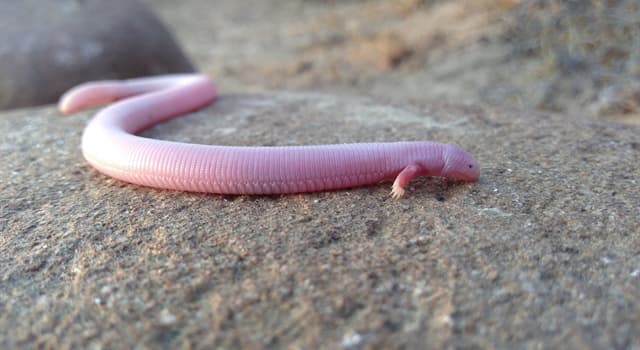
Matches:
[[59, 74, 479, 197]]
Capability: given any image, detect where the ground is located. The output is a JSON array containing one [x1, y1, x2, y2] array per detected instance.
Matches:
[[1, 0, 639, 348]]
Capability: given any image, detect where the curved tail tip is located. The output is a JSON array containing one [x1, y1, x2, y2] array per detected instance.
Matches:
[[58, 87, 88, 115], [58, 96, 74, 115]]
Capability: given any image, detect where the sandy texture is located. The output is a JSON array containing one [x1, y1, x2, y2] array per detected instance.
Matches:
[[149, 0, 640, 124], [1, 0, 640, 348], [1, 93, 639, 348]]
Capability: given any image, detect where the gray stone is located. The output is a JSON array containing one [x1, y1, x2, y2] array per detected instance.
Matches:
[[0, 0, 194, 110], [1, 92, 638, 348]]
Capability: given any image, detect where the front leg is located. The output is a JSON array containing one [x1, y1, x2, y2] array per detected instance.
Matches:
[[390, 164, 421, 199]]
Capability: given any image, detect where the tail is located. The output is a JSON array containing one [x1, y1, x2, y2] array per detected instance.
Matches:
[[58, 74, 217, 114]]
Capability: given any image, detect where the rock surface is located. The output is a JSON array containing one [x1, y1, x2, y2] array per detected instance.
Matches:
[[151, 0, 640, 124], [1, 0, 639, 348], [0, 0, 194, 110], [1, 92, 638, 348]]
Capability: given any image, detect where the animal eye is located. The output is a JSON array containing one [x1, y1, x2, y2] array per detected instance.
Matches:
[[468, 164, 473, 168]]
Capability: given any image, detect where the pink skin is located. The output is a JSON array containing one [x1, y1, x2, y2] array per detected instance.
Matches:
[[59, 74, 479, 198]]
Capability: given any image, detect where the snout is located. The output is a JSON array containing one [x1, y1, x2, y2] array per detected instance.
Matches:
[[442, 144, 480, 181]]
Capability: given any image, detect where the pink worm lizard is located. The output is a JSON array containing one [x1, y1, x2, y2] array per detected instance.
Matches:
[[58, 74, 479, 198]]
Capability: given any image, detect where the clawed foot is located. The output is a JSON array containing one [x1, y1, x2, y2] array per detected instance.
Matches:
[[390, 184, 406, 200], [390, 163, 422, 200]]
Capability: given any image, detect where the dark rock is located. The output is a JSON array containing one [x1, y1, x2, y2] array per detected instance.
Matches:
[[0, 0, 194, 110]]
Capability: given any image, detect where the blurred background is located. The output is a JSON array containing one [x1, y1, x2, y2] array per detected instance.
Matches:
[[150, 0, 640, 124], [3, 0, 639, 123]]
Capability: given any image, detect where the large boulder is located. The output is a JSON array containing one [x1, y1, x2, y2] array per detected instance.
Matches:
[[0, 0, 194, 110]]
